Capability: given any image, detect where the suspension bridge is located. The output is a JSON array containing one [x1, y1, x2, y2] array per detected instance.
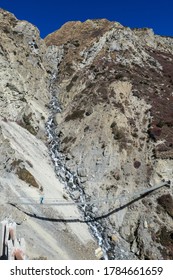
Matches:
[[3, 180, 171, 207]]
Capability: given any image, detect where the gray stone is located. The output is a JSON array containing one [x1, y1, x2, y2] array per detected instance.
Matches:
[[72, 190, 80, 200], [77, 167, 88, 177]]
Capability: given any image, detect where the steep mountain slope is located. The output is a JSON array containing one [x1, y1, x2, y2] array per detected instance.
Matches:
[[0, 9, 173, 259], [45, 20, 173, 259], [0, 9, 96, 260]]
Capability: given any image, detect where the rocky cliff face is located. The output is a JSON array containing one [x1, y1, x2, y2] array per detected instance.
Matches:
[[0, 9, 173, 259]]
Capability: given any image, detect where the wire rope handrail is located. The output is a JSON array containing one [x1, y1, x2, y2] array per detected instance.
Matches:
[[4, 180, 170, 206]]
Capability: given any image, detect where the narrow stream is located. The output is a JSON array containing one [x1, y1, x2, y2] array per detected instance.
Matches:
[[45, 73, 113, 260]]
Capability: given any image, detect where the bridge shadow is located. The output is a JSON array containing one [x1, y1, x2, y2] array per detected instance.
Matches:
[[9, 188, 157, 224]]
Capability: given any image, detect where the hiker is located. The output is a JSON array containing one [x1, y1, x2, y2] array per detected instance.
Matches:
[[40, 196, 44, 204]]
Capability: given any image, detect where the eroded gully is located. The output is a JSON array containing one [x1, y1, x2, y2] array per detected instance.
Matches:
[[45, 73, 115, 260]]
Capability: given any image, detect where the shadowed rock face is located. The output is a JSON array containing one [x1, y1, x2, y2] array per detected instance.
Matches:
[[1, 9, 173, 259]]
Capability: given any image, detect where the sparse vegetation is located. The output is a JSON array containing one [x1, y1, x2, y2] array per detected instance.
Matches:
[[133, 160, 141, 169], [16, 167, 39, 188], [156, 227, 173, 259], [110, 122, 127, 151], [62, 136, 76, 144], [11, 159, 23, 170], [65, 109, 85, 121], [66, 75, 78, 92], [157, 194, 173, 218], [17, 113, 38, 135]]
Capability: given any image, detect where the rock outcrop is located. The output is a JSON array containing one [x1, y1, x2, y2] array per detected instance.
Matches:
[[0, 9, 173, 259]]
